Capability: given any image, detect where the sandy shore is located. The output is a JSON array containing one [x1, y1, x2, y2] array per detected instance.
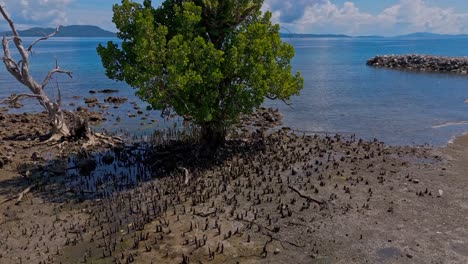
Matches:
[[0, 111, 468, 264]]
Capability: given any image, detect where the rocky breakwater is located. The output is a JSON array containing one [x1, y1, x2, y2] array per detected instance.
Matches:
[[367, 55, 468, 74]]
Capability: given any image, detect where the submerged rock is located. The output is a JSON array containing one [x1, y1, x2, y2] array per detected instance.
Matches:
[[77, 159, 97, 176], [84, 97, 98, 104], [104, 96, 128, 104], [89, 89, 119, 94]]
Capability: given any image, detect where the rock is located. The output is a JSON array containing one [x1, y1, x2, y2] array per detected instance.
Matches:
[[99, 89, 119, 94], [9, 102, 23, 108], [88, 115, 101, 122], [84, 97, 98, 104], [367, 55, 468, 75], [412, 179, 420, 184], [0, 159, 4, 169], [438, 189, 443, 197], [90, 89, 118, 94], [77, 106, 88, 112], [274, 248, 281, 255], [31, 152, 40, 161], [262, 112, 275, 122], [104, 96, 128, 104]]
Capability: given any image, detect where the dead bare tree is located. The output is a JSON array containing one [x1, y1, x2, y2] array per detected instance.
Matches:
[[0, 5, 74, 140]]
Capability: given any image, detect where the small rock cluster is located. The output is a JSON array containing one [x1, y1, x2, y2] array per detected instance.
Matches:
[[241, 107, 283, 128], [367, 55, 468, 74]]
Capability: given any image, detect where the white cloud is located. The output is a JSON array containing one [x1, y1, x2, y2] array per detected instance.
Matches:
[[0, 0, 467, 35], [0, 0, 72, 30], [264, 0, 468, 35]]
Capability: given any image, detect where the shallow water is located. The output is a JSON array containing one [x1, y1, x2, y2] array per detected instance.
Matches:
[[0, 37, 467, 146]]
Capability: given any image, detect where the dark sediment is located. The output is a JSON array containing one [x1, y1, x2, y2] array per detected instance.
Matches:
[[367, 55, 468, 74]]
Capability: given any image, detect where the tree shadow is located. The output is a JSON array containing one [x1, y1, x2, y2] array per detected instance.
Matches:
[[0, 133, 267, 204]]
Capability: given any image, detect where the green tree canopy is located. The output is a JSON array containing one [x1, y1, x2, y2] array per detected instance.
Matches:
[[97, 0, 303, 144]]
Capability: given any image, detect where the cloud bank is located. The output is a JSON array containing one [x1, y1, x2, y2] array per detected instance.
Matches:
[[263, 0, 468, 36], [0, 0, 467, 36], [0, 0, 72, 29]]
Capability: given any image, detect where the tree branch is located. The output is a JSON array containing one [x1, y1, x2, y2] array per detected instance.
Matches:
[[0, 5, 30, 73], [0, 93, 42, 105], [56, 80, 62, 106], [266, 94, 294, 108], [27, 26, 61, 52], [41, 67, 72, 88], [281, 99, 294, 108], [0, 6, 20, 38]]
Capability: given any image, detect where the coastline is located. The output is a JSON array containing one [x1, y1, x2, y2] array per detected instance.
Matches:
[[1, 110, 468, 263]]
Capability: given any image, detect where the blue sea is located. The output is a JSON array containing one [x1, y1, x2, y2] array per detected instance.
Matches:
[[0, 37, 467, 146]]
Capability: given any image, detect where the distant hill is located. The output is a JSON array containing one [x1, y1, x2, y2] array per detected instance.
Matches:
[[3, 27, 467, 39], [280, 33, 351, 38], [394, 32, 468, 39], [0, 25, 116, 37], [281, 32, 468, 39]]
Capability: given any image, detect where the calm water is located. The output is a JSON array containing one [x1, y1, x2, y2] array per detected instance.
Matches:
[[1, 37, 467, 146]]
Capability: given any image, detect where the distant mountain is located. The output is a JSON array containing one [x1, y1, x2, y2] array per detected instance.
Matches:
[[0, 25, 116, 37], [4, 27, 467, 40], [281, 32, 468, 39], [355, 35, 385, 39], [394, 32, 468, 39], [280, 33, 351, 38]]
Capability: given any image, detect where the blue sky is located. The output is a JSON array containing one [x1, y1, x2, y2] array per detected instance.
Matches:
[[1, 0, 468, 36]]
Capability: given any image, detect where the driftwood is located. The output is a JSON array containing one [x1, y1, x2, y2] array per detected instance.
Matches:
[[288, 185, 324, 206], [0, 6, 71, 139], [0, 184, 36, 205]]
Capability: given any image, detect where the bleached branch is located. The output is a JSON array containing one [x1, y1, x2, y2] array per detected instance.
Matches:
[[27, 26, 61, 52], [41, 67, 72, 88], [0, 5, 30, 71], [0, 93, 42, 105]]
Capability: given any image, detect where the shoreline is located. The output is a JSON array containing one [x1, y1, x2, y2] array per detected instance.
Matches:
[[1, 110, 468, 263]]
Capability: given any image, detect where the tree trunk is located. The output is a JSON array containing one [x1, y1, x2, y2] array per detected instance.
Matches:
[[200, 122, 225, 148], [43, 96, 71, 140]]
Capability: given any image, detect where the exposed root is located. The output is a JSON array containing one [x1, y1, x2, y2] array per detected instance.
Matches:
[[44, 132, 67, 143], [80, 132, 123, 151], [288, 185, 325, 206]]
